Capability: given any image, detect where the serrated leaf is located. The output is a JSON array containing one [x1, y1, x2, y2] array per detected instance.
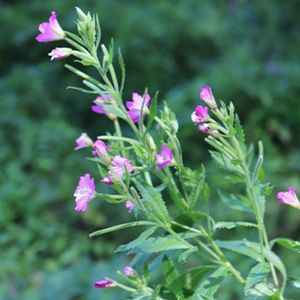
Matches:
[[181, 166, 206, 207], [210, 150, 244, 176], [245, 241, 287, 290], [135, 235, 191, 253], [178, 247, 198, 263], [135, 180, 170, 224], [162, 256, 183, 297], [245, 263, 270, 292], [235, 114, 246, 145], [181, 266, 216, 292], [192, 266, 228, 299], [214, 221, 257, 230], [218, 191, 253, 213], [246, 282, 274, 298], [215, 239, 261, 261], [89, 221, 155, 237], [115, 226, 158, 253]]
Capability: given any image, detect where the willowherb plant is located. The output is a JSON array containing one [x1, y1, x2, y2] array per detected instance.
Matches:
[[36, 8, 300, 300]]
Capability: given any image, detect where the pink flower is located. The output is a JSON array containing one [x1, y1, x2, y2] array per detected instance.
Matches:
[[126, 92, 151, 123], [48, 47, 72, 60], [155, 145, 174, 169], [102, 155, 133, 184], [92, 140, 111, 164], [124, 266, 135, 277], [277, 187, 300, 209], [102, 177, 113, 185], [200, 86, 217, 109], [198, 123, 218, 136], [125, 200, 135, 213], [94, 279, 114, 288], [74, 173, 95, 212], [36, 11, 65, 43], [191, 105, 209, 123], [74, 133, 94, 150], [92, 94, 117, 120], [198, 123, 210, 135]]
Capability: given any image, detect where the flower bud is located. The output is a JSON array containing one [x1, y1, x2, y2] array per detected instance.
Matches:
[[48, 47, 72, 61]]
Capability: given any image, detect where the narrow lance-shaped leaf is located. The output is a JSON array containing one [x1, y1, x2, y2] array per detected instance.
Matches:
[[214, 221, 257, 230], [89, 221, 156, 237], [118, 48, 126, 95], [116, 226, 158, 253]]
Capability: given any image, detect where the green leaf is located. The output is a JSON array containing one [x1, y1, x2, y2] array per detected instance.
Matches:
[[67, 85, 99, 94], [118, 48, 126, 94], [172, 213, 198, 233], [235, 114, 246, 145], [89, 221, 155, 237], [270, 238, 300, 254], [215, 239, 261, 261], [192, 266, 228, 299], [162, 256, 183, 297], [146, 91, 158, 133], [115, 226, 158, 253], [214, 221, 257, 230], [178, 247, 198, 263], [210, 150, 244, 176], [245, 282, 274, 299], [181, 166, 206, 207], [253, 184, 266, 220], [135, 235, 191, 253], [180, 266, 216, 292], [245, 263, 270, 293], [245, 240, 287, 290], [218, 191, 253, 213], [135, 180, 170, 224], [143, 261, 150, 282]]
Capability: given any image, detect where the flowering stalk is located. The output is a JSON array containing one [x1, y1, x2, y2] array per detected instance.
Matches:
[[200, 97, 284, 293], [36, 8, 295, 299]]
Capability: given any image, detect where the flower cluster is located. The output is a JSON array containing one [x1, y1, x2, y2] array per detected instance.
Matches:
[[102, 155, 133, 184], [191, 86, 218, 135], [37, 9, 299, 299]]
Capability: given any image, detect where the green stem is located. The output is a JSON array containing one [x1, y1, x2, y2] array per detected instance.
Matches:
[[230, 136, 280, 287], [113, 119, 127, 157], [164, 169, 189, 211]]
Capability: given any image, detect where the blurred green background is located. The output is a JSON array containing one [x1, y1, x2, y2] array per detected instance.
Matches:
[[1, 0, 300, 299]]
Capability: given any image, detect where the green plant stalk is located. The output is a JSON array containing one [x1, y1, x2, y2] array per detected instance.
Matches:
[[198, 225, 246, 285], [114, 119, 127, 157], [171, 221, 245, 284], [231, 136, 280, 287]]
